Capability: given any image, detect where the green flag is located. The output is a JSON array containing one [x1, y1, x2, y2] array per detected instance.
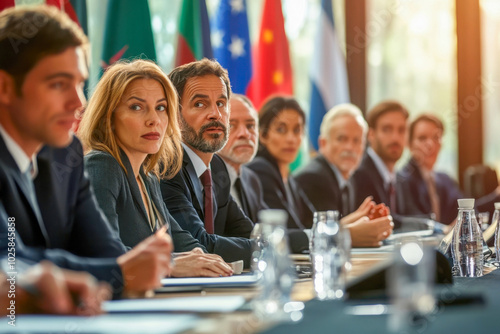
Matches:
[[101, 0, 156, 70], [175, 0, 213, 66]]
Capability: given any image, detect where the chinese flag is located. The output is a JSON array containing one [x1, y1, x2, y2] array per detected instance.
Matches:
[[246, 0, 293, 110]]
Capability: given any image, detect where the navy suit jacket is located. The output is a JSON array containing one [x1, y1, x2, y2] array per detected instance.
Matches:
[[85, 150, 206, 252], [352, 152, 432, 230], [294, 154, 354, 215], [246, 149, 316, 230], [160, 150, 253, 266], [398, 158, 463, 225], [0, 136, 126, 290]]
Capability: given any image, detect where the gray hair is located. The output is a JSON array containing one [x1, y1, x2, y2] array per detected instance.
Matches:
[[319, 103, 368, 139]]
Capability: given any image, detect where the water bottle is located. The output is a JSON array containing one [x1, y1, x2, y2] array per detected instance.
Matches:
[[451, 198, 483, 277], [492, 203, 500, 261], [312, 210, 347, 300], [252, 209, 296, 318]]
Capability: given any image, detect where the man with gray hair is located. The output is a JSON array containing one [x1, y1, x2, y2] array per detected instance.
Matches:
[[296, 103, 368, 216], [295, 104, 393, 247]]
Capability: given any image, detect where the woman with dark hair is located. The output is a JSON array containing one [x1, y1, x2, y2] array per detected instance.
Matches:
[[247, 96, 316, 231]]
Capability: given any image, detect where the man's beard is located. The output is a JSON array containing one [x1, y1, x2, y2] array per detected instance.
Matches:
[[179, 113, 229, 153]]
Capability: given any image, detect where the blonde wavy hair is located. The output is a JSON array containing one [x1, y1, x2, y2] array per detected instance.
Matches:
[[78, 59, 182, 179]]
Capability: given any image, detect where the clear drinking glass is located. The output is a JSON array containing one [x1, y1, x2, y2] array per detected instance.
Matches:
[[252, 210, 296, 320]]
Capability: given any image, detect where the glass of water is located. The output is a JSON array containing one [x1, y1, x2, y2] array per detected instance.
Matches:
[[312, 210, 347, 300]]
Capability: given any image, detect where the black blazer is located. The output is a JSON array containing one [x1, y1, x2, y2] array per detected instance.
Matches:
[[246, 149, 316, 230], [294, 154, 354, 214], [398, 158, 463, 225], [0, 136, 126, 289], [160, 150, 254, 266], [85, 150, 205, 251]]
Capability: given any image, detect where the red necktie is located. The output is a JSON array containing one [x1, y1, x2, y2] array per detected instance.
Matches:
[[200, 169, 214, 234]]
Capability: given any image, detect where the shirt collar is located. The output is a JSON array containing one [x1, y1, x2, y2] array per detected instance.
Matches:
[[182, 143, 210, 178], [367, 147, 395, 187], [0, 123, 38, 178], [221, 158, 238, 188]]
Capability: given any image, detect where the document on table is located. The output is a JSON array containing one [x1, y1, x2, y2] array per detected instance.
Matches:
[[351, 244, 394, 254], [160, 273, 260, 289], [0, 314, 198, 333], [104, 295, 246, 313]]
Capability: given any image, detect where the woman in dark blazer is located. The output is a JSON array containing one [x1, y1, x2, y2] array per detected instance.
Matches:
[[78, 60, 232, 277], [246, 96, 316, 230]]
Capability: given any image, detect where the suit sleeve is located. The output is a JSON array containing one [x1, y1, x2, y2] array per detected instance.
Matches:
[[160, 172, 252, 267], [165, 205, 208, 253], [0, 201, 124, 296]]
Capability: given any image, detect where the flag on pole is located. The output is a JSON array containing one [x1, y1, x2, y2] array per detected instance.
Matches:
[[101, 0, 156, 70], [211, 0, 252, 94], [175, 0, 213, 67], [246, 0, 293, 110], [308, 0, 350, 151]]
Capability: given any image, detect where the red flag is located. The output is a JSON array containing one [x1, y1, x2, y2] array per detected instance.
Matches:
[[246, 0, 293, 110], [45, 0, 80, 25], [0, 0, 15, 12]]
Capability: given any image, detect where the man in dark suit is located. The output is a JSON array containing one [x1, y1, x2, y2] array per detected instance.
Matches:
[[352, 101, 437, 231], [352, 101, 409, 213], [217, 94, 312, 253], [161, 59, 254, 267], [295, 103, 393, 247], [0, 6, 173, 294], [399, 114, 463, 225]]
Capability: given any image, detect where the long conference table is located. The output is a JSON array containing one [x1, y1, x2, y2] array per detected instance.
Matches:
[[2, 243, 498, 333]]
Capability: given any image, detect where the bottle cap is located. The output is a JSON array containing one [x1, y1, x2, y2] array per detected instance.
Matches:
[[495, 202, 500, 210], [258, 209, 288, 225], [457, 198, 475, 209]]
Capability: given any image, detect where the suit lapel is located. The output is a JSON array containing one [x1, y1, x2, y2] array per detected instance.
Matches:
[[366, 154, 388, 203], [119, 151, 150, 224], [0, 137, 50, 247]]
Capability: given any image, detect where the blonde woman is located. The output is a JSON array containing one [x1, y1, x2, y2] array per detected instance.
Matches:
[[79, 60, 232, 277]]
